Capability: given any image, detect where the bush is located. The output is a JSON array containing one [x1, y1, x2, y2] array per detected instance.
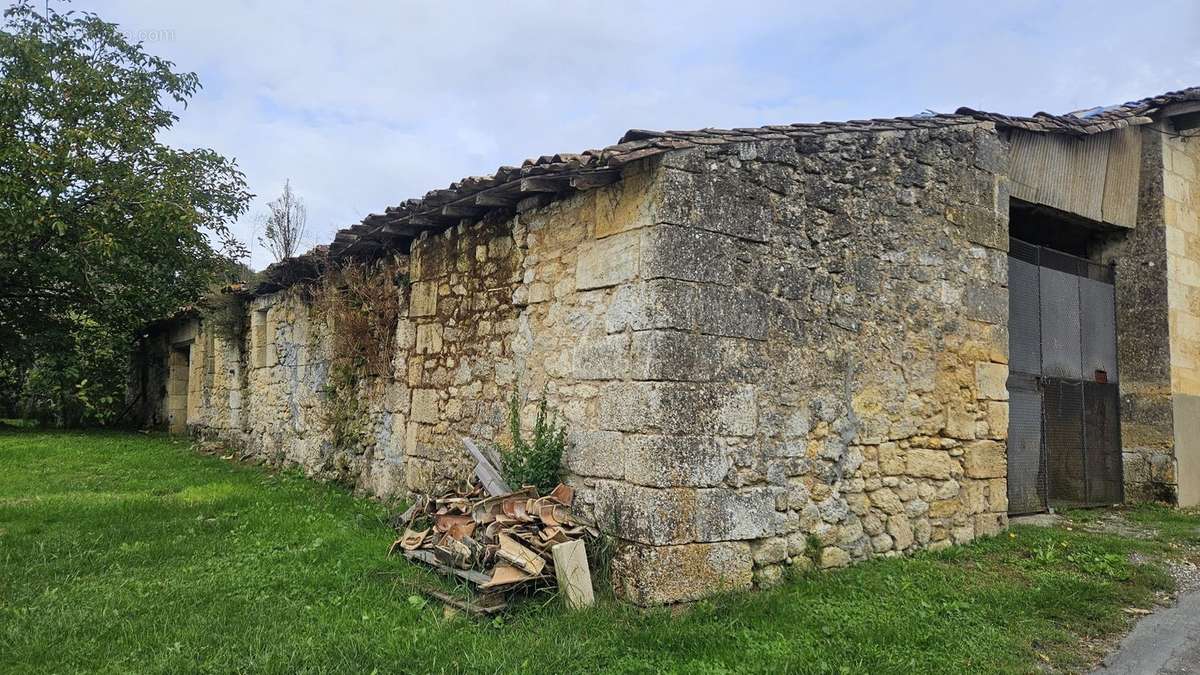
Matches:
[[500, 394, 566, 493]]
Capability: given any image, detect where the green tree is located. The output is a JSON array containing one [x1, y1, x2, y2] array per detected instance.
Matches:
[[0, 1, 251, 425]]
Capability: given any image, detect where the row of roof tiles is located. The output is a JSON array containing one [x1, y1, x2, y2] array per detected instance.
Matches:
[[251, 87, 1200, 295]]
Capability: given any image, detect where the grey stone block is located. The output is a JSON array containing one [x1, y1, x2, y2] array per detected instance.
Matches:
[[571, 333, 631, 380], [596, 382, 758, 437], [641, 224, 741, 285], [623, 435, 733, 488], [592, 481, 697, 545], [655, 169, 772, 242], [695, 487, 778, 541], [564, 429, 625, 479], [630, 331, 766, 382]]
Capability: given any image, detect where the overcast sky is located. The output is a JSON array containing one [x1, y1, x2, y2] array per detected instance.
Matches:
[[75, 0, 1200, 269]]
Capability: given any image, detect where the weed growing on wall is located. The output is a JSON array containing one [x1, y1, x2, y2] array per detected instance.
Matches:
[[500, 393, 566, 493], [313, 259, 403, 449]]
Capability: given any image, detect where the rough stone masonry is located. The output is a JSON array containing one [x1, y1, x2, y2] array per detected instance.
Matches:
[[130, 87, 1200, 604]]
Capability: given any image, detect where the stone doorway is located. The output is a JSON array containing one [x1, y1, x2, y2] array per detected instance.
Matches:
[[166, 343, 191, 434]]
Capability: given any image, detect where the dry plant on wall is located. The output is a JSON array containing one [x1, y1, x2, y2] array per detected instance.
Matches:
[[313, 258, 404, 450]]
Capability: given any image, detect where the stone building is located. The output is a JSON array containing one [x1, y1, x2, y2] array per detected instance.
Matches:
[[130, 87, 1200, 604]]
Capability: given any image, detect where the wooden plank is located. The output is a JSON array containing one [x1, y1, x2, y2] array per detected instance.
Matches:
[[401, 549, 492, 586], [570, 170, 622, 190], [461, 436, 510, 496], [551, 540, 594, 609], [519, 176, 571, 193], [418, 587, 508, 617], [474, 191, 519, 207], [441, 203, 485, 218], [1101, 126, 1142, 228]]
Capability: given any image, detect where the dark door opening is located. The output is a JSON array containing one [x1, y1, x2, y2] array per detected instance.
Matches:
[[1007, 238, 1124, 513]]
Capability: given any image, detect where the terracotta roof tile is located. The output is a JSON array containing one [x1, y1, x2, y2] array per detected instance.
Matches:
[[251, 86, 1200, 295]]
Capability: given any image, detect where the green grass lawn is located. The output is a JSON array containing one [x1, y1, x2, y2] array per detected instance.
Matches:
[[1, 429, 1197, 674]]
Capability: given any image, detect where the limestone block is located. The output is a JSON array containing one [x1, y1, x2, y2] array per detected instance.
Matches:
[[948, 203, 1005, 251], [974, 362, 1009, 401], [986, 478, 1009, 512], [414, 324, 443, 354], [410, 389, 440, 424], [928, 499, 958, 518], [973, 127, 1008, 174], [409, 281, 438, 317], [943, 401, 977, 440], [906, 448, 959, 480], [959, 480, 987, 515], [963, 440, 1006, 479], [750, 536, 789, 565], [571, 333, 631, 381], [597, 382, 757, 437], [964, 284, 1007, 326], [878, 442, 905, 475], [613, 541, 752, 605], [871, 533, 894, 553], [630, 331, 766, 383], [576, 230, 640, 290], [753, 564, 785, 588], [640, 223, 741, 285], [654, 168, 773, 243], [820, 546, 851, 568], [887, 515, 915, 550], [592, 481, 697, 545], [694, 487, 779, 542], [603, 279, 768, 340], [624, 435, 732, 488], [564, 429, 625, 479], [975, 512, 1008, 537], [868, 487, 904, 515], [983, 401, 1009, 439], [593, 167, 656, 239]]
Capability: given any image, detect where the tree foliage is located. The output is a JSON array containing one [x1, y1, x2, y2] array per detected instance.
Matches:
[[0, 1, 251, 424]]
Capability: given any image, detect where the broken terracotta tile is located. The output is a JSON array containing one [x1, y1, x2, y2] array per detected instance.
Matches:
[[549, 483, 574, 506], [497, 533, 546, 575]]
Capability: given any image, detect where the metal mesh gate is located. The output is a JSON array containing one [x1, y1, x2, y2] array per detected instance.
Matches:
[[1006, 239, 1123, 513]]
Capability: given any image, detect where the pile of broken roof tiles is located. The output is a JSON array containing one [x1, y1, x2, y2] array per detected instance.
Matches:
[[388, 443, 597, 613]]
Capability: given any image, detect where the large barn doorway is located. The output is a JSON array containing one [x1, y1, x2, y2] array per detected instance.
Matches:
[[1006, 237, 1124, 514]]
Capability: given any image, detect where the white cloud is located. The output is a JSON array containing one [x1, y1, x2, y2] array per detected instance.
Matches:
[[76, 0, 1200, 268]]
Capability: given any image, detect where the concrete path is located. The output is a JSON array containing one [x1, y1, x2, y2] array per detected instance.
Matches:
[[1091, 591, 1200, 674]]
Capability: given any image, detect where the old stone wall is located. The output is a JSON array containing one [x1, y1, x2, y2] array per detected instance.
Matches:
[[131, 169, 663, 504], [1110, 127, 1176, 502], [131, 125, 1014, 605], [582, 124, 1012, 604], [1163, 127, 1200, 506]]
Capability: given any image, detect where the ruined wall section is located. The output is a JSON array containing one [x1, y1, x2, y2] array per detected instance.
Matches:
[[173, 262, 411, 498], [596, 124, 1012, 605]]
